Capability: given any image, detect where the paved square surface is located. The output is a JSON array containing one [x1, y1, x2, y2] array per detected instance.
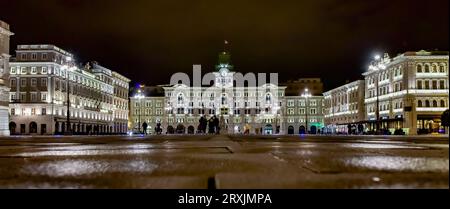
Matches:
[[0, 135, 448, 189]]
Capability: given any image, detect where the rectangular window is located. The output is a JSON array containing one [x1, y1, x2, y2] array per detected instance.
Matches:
[[31, 53, 37, 60], [31, 67, 37, 74], [31, 93, 37, 101], [21, 67, 26, 74], [10, 79, 16, 87], [42, 53, 48, 60], [21, 54, 26, 60], [440, 80, 445, 89], [42, 108, 46, 115], [42, 67, 48, 74], [31, 78, 37, 86], [31, 108, 36, 115], [41, 93, 47, 101], [20, 78, 27, 87], [41, 78, 47, 87], [299, 108, 305, 114], [10, 108, 15, 115], [10, 67, 16, 74], [288, 108, 294, 115], [310, 108, 317, 114]]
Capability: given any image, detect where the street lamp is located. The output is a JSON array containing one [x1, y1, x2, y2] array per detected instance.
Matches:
[[369, 53, 388, 134], [62, 56, 75, 135], [134, 89, 145, 134], [301, 88, 312, 134]]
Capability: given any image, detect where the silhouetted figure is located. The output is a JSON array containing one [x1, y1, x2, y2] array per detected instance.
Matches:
[[213, 115, 220, 134], [208, 117, 215, 134], [155, 121, 162, 135], [142, 122, 148, 135], [199, 116, 207, 134]]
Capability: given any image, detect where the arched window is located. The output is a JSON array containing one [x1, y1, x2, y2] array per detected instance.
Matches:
[[418, 100, 423, 107], [432, 80, 438, 89], [177, 94, 184, 105], [439, 65, 445, 73], [441, 100, 446, 107], [433, 100, 438, 107], [424, 80, 430, 89], [433, 100, 437, 107], [432, 64, 437, 73], [265, 93, 272, 104], [425, 65, 430, 73], [417, 65, 422, 73], [221, 96, 227, 105], [29, 122, 37, 133], [425, 100, 430, 107]]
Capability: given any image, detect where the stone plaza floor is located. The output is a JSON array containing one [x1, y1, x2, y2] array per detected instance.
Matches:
[[0, 134, 448, 189]]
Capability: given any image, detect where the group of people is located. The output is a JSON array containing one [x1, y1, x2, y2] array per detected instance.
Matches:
[[198, 116, 221, 134], [141, 121, 163, 135]]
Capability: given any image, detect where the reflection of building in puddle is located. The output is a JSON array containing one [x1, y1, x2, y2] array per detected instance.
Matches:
[[21, 160, 158, 177], [343, 156, 449, 172]]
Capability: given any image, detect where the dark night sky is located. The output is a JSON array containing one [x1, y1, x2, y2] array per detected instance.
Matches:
[[1, 0, 448, 90]]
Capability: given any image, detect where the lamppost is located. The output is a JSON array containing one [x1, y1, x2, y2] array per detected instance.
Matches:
[[134, 88, 144, 134], [369, 54, 387, 134], [301, 88, 312, 134], [62, 56, 75, 135]]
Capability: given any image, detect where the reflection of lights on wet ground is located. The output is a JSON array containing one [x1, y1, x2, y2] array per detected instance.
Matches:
[[15, 144, 157, 157], [343, 156, 449, 172], [14, 149, 155, 157], [342, 143, 425, 149], [21, 160, 158, 177]]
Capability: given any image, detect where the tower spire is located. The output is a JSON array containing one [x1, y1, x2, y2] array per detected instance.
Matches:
[[224, 40, 229, 53]]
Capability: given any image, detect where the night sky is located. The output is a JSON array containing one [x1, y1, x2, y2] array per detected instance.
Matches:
[[1, 0, 448, 90]]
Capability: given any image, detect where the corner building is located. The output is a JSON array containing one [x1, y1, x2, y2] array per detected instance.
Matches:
[[8, 45, 130, 135], [363, 51, 449, 135]]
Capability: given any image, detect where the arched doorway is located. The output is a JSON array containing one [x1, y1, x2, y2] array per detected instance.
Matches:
[[310, 125, 317, 134], [176, 124, 185, 134], [188, 126, 195, 134], [9, 122, 16, 135], [288, 126, 294, 134], [299, 126, 306, 134], [29, 122, 38, 134], [61, 122, 66, 133], [264, 124, 273, 135], [55, 122, 60, 134], [167, 126, 175, 134]]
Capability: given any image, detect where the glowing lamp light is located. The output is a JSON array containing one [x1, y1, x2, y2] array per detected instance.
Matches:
[[374, 55, 381, 60]]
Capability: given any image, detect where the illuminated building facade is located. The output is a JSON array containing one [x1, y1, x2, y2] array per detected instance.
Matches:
[[8, 45, 130, 135], [130, 51, 325, 135], [323, 80, 366, 134], [0, 20, 13, 136], [363, 50, 449, 135]]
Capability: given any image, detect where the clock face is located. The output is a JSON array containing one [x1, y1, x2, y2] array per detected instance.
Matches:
[[219, 68, 228, 76]]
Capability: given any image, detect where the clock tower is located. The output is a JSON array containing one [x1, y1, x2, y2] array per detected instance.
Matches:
[[214, 50, 234, 88]]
